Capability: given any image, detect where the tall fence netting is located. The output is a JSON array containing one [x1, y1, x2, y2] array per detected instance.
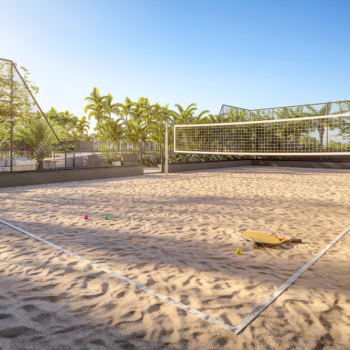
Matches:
[[0, 59, 63, 171]]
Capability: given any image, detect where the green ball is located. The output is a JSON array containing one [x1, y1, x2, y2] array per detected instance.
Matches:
[[104, 215, 109, 220], [236, 248, 242, 255]]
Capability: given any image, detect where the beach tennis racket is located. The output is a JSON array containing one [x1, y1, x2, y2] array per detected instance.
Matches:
[[242, 231, 302, 248], [241, 231, 259, 249]]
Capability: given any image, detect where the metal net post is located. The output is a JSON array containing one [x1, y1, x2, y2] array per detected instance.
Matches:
[[165, 123, 168, 175]]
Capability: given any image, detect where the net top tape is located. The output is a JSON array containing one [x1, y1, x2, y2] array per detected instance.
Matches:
[[174, 113, 350, 128]]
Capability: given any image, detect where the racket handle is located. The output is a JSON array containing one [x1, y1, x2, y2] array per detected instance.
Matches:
[[290, 239, 302, 243], [253, 242, 259, 249]]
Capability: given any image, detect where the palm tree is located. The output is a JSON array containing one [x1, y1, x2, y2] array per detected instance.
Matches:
[[46, 107, 61, 125], [46, 108, 78, 138], [75, 116, 90, 137], [108, 118, 126, 150], [149, 121, 167, 150], [62, 111, 79, 136], [169, 104, 209, 151], [335, 101, 350, 142], [138, 97, 153, 123], [274, 106, 306, 120], [224, 107, 250, 122], [306, 103, 332, 151], [84, 87, 108, 123], [194, 109, 210, 123], [116, 97, 134, 123], [170, 103, 198, 124], [130, 98, 148, 123], [251, 109, 274, 122], [16, 118, 57, 169], [205, 114, 220, 123], [336, 100, 350, 114], [170, 103, 209, 123], [160, 104, 173, 123], [101, 94, 119, 120], [126, 119, 149, 150], [95, 122, 112, 150]]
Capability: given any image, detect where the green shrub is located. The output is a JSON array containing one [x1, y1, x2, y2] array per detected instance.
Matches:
[[55, 144, 79, 151], [167, 153, 241, 163], [108, 156, 122, 164], [143, 155, 161, 167]]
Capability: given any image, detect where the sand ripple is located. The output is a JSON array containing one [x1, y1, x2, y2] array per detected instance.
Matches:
[[0, 167, 349, 349]]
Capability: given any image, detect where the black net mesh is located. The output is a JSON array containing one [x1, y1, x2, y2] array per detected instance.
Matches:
[[196, 101, 350, 161], [175, 114, 350, 156]]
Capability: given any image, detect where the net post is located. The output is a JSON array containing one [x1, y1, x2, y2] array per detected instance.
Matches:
[[165, 123, 168, 175], [10, 62, 13, 172], [10, 119, 13, 172]]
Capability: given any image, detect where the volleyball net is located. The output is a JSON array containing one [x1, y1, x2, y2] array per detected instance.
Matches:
[[174, 114, 350, 156]]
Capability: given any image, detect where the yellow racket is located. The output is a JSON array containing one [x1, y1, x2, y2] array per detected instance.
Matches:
[[241, 231, 259, 249], [242, 231, 302, 248]]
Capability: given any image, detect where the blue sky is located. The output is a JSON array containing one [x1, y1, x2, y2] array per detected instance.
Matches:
[[1, 0, 349, 131]]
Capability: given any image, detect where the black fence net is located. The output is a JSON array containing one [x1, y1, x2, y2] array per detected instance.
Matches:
[[0, 58, 63, 172]]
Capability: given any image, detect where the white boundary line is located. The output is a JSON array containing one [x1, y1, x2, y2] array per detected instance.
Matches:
[[173, 150, 350, 156], [0, 219, 237, 334], [230, 224, 350, 334], [1, 218, 348, 335]]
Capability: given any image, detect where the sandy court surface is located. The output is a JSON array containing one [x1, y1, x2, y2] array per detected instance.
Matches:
[[0, 166, 349, 349]]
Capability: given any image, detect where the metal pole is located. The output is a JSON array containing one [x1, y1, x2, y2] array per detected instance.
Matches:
[[326, 104, 329, 158], [218, 105, 223, 123], [165, 123, 168, 175], [10, 120, 13, 172], [11, 62, 65, 150], [10, 62, 13, 172]]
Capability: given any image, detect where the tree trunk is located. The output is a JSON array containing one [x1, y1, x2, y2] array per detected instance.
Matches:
[[318, 124, 325, 151]]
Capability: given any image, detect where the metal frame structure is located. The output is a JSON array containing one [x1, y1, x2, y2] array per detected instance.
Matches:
[[218, 100, 350, 122], [0, 58, 65, 172], [0, 58, 64, 148]]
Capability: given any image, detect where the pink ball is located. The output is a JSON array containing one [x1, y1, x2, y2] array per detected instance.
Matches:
[[84, 215, 88, 220]]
